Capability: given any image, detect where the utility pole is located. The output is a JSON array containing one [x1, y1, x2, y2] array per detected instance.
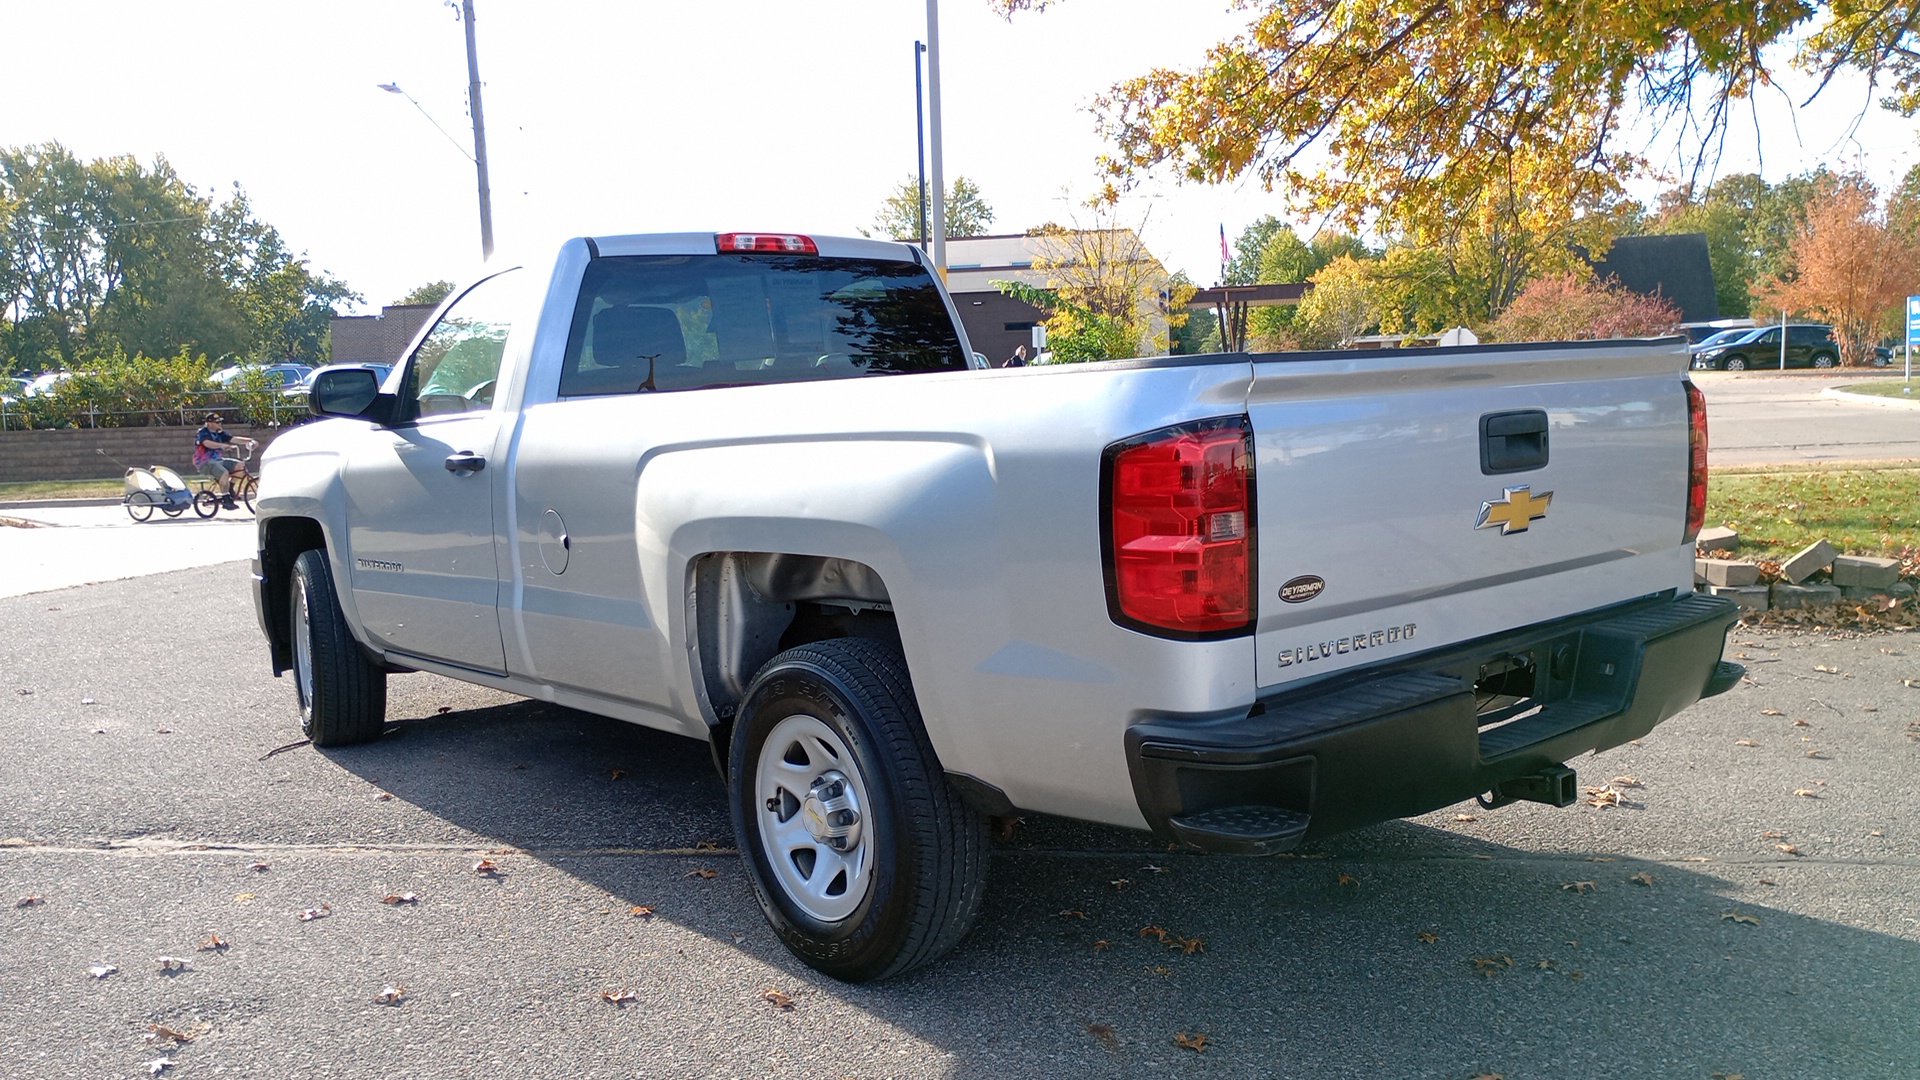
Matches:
[[925, 0, 946, 278], [914, 41, 929, 250], [462, 0, 495, 259]]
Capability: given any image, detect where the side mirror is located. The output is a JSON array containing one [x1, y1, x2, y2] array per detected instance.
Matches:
[[310, 368, 390, 422]]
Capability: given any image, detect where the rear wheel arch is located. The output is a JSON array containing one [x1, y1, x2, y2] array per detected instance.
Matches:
[[690, 552, 902, 774]]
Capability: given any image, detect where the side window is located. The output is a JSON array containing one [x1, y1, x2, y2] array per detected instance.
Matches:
[[1788, 326, 1819, 346], [1752, 329, 1780, 346], [408, 269, 521, 418]]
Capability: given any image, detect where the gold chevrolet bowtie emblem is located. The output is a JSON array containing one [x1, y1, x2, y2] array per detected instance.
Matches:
[[1476, 486, 1552, 535]]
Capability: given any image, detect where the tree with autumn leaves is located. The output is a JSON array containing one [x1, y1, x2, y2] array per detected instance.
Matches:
[[1754, 178, 1920, 366]]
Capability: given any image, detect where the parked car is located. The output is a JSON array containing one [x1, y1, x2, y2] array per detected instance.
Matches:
[[285, 363, 392, 399], [1691, 324, 1844, 370], [1680, 320, 1756, 345], [210, 363, 313, 388], [253, 229, 1739, 982], [21, 371, 71, 397], [1688, 328, 1755, 355]]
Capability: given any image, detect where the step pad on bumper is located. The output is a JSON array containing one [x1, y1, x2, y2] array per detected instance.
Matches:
[[1167, 805, 1311, 855]]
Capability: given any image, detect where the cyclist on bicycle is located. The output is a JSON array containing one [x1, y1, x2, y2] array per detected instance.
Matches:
[[193, 413, 256, 510]]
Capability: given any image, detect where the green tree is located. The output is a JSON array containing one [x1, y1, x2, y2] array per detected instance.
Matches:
[[866, 175, 995, 241], [1292, 256, 1381, 349], [1222, 216, 1289, 285], [395, 280, 456, 307]]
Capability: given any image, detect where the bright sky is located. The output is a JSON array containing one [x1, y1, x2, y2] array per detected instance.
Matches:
[[5, 1, 1917, 315]]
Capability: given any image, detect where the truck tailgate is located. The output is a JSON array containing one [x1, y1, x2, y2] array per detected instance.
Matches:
[[1247, 340, 1696, 691]]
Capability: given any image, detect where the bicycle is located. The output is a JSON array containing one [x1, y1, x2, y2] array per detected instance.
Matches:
[[192, 443, 258, 518]]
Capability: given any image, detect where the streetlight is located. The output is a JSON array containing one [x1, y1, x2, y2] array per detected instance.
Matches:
[[375, 0, 494, 259]]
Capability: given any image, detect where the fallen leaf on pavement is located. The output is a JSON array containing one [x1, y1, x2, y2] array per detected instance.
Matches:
[[1609, 775, 1644, 788], [147, 1058, 173, 1075], [380, 893, 419, 905], [89, 964, 117, 979], [1775, 844, 1804, 856], [1721, 910, 1761, 926], [600, 988, 637, 1004], [145, 1023, 198, 1045], [247, 862, 270, 872], [373, 985, 406, 1005], [196, 934, 227, 951], [1140, 925, 1170, 942], [1109, 878, 1131, 889], [1173, 1032, 1208, 1053], [473, 859, 499, 875], [685, 868, 717, 879], [1735, 739, 1760, 747], [155, 956, 189, 972], [15, 895, 44, 907], [761, 989, 794, 1009], [1761, 829, 1787, 838], [1813, 664, 1839, 674], [1470, 954, 1514, 975], [1792, 788, 1821, 798], [1453, 813, 1477, 822], [1085, 1022, 1116, 1044], [1760, 708, 1783, 716], [1336, 873, 1359, 886], [1629, 872, 1654, 886], [1092, 939, 1111, 950], [1417, 931, 1439, 943], [297, 904, 332, 922], [1058, 909, 1087, 919], [629, 905, 655, 919], [1172, 935, 1205, 955], [1561, 881, 1596, 893]]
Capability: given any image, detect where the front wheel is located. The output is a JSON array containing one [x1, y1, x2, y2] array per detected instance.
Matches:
[[193, 489, 219, 518], [730, 638, 987, 982], [289, 549, 387, 746], [1723, 356, 1748, 371], [237, 474, 257, 514]]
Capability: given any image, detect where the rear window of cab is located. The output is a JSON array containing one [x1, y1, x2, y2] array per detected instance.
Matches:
[[559, 254, 968, 396]]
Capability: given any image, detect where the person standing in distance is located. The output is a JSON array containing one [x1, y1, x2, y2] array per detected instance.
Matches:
[[1003, 345, 1030, 368]]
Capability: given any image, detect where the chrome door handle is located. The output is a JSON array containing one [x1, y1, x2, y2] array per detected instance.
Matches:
[[444, 452, 486, 474]]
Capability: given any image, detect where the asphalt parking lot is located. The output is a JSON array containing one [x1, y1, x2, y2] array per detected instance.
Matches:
[[2, 562, 1917, 1079]]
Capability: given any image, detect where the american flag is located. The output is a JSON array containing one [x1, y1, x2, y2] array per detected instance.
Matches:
[[1219, 223, 1230, 267]]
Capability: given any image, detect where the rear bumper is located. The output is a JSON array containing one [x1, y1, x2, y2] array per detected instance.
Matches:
[[1124, 592, 1741, 854]]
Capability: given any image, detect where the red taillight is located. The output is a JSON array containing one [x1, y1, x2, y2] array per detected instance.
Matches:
[[1685, 380, 1708, 543], [1102, 417, 1255, 637], [715, 232, 818, 255]]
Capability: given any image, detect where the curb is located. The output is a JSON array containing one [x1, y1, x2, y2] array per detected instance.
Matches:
[[1821, 385, 1920, 409], [0, 497, 122, 509]]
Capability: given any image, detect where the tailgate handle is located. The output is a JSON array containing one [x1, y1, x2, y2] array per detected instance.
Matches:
[[1480, 410, 1548, 474]]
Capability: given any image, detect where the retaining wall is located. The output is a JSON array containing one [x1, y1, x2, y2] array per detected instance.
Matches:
[[0, 425, 283, 484]]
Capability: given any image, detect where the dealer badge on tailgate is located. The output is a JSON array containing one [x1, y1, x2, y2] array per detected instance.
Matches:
[[1476, 486, 1552, 535]]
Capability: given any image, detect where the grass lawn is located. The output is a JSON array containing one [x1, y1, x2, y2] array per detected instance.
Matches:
[[0, 477, 125, 501], [1835, 379, 1918, 400], [1707, 463, 1920, 563]]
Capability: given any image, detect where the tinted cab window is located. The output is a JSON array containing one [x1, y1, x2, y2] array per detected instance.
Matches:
[[558, 255, 967, 397], [406, 269, 521, 419]]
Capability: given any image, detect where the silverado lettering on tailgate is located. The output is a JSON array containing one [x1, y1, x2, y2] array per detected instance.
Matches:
[[1277, 623, 1417, 668]]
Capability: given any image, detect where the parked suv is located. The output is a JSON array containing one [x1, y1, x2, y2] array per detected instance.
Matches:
[[1692, 324, 1854, 370]]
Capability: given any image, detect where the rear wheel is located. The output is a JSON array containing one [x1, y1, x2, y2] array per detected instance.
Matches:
[[730, 638, 987, 982], [193, 489, 219, 518], [1724, 356, 1748, 371], [125, 493, 155, 522], [1811, 351, 1837, 369], [289, 549, 387, 746]]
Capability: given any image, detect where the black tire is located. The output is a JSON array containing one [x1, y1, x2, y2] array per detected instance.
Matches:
[[125, 492, 155, 522], [161, 503, 184, 518], [1811, 351, 1836, 369], [193, 489, 219, 518], [289, 549, 387, 746], [238, 474, 257, 514], [1723, 355, 1747, 371], [730, 637, 987, 982]]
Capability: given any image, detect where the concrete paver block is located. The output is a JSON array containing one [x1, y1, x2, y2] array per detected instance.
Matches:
[[1831, 555, 1901, 590], [1708, 584, 1770, 613], [1781, 539, 1837, 584], [1696, 558, 1760, 588], [1695, 526, 1739, 554], [1770, 583, 1842, 609], [1845, 581, 1917, 602]]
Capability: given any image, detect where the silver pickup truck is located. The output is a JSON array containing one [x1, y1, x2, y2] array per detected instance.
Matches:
[[252, 231, 1741, 981]]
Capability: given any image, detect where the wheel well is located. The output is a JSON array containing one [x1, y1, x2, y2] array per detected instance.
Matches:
[[260, 517, 327, 674], [691, 552, 902, 771]]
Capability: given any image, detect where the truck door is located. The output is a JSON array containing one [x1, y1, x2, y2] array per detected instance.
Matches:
[[339, 270, 522, 674]]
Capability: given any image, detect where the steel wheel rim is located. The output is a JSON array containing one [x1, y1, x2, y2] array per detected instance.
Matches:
[[754, 713, 874, 923], [292, 574, 315, 718]]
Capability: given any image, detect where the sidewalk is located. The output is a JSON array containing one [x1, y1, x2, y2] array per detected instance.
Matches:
[[0, 502, 255, 598]]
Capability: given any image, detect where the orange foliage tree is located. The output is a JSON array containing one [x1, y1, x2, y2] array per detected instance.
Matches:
[[1484, 272, 1681, 344], [1754, 179, 1920, 366]]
